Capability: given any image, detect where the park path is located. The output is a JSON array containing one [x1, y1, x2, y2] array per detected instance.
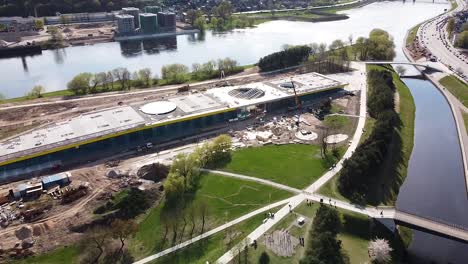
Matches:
[[216, 62, 368, 263], [132, 62, 368, 264], [132, 197, 295, 264], [202, 169, 302, 194]]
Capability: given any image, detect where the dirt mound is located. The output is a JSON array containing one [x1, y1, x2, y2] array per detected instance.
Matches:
[[137, 163, 169, 182]]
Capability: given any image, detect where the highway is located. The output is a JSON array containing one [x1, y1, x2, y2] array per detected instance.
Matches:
[[417, 0, 468, 80]]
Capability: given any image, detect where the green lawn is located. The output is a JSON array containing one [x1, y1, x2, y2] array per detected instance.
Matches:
[[131, 172, 292, 260], [15, 173, 292, 264], [222, 144, 339, 189], [463, 111, 468, 134], [150, 213, 267, 264], [440, 75, 468, 108]]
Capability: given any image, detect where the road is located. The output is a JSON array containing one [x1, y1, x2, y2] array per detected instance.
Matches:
[[417, 0, 468, 80]]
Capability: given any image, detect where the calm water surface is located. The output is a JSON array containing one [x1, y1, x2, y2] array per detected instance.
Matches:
[[0, 1, 448, 98], [397, 78, 468, 263]]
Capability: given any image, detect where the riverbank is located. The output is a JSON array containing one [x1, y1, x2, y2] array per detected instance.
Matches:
[[239, 0, 375, 25]]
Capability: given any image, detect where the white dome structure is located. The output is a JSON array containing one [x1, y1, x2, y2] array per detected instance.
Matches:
[[140, 101, 177, 115]]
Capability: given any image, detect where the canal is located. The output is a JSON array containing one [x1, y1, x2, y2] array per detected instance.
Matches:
[[0, 1, 447, 98], [397, 78, 468, 263], [3, 0, 468, 262]]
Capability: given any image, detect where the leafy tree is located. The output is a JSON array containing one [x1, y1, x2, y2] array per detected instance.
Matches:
[[170, 153, 201, 190], [456, 31, 468, 48], [163, 173, 186, 205], [115, 188, 150, 219], [194, 16, 206, 31], [67, 72, 92, 94], [447, 17, 455, 37], [28, 85, 45, 98], [214, 0, 233, 21], [395, 65, 406, 76], [312, 205, 341, 236], [368, 29, 396, 60], [258, 45, 311, 71], [186, 9, 203, 25], [34, 19, 44, 30], [161, 63, 189, 84], [138, 68, 152, 87], [259, 251, 270, 264]]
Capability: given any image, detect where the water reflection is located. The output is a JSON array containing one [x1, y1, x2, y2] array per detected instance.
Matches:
[[0, 1, 448, 98], [119, 36, 178, 57]]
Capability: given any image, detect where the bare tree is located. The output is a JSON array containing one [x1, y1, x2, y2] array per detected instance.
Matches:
[[160, 214, 170, 250], [189, 207, 197, 238], [199, 201, 208, 235], [106, 71, 114, 90], [111, 219, 138, 255], [179, 214, 187, 244], [320, 127, 329, 158], [86, 227, 110, 263]]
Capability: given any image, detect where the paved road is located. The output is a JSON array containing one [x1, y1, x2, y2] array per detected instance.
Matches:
[[417, 0, 468, 80]]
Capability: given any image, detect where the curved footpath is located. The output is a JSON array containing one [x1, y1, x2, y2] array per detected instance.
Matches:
[[403, 0, 468, 192], [131, 62, 368, 264]]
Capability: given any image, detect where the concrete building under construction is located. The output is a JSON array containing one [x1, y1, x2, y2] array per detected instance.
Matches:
[[0, 72, 347, 183]]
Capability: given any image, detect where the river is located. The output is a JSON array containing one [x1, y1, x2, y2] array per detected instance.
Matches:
[[0, 1, 448, 98], [4, 1, 468, 262], [397, 78, 468, 263]]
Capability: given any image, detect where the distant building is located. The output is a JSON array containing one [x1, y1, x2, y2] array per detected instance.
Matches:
[[44, 12, 116, 25], [0, 17, 36, 33], [157, 12, 176, 31], [144, 6, 162, 14], [122, 7, 140, 28], [140, 13, 158, 34], [116, 14, 136, 34]]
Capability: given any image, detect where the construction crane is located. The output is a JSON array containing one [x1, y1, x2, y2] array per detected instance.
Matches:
[[290, 77, 302, 109]]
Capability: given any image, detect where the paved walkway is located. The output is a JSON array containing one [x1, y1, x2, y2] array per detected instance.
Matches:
[[216, 62, 369, 264], [202, 169, 302, 194], [133, 197, 295, 264]]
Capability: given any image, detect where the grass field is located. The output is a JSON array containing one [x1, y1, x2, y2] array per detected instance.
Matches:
[[131, 172, 292, 260], [15, 173, 292, 264], [150, 213, 267, 264], [222, 144, 340, 189], [463, 111, 468, 134], [439, 75, 468, 108]]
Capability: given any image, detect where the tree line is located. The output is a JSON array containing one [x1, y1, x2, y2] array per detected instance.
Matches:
[[258, 29, 395, 73], [258, 45, 311, 71], [66, 57, 241, 95], [0, 0, 150, 17], [300, 204, 349, 264], [337, 68, 400, 204]]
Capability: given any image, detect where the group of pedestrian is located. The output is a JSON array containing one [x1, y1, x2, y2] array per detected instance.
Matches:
[[305, 199, 313, 207], [299, 236, 305, 247]]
